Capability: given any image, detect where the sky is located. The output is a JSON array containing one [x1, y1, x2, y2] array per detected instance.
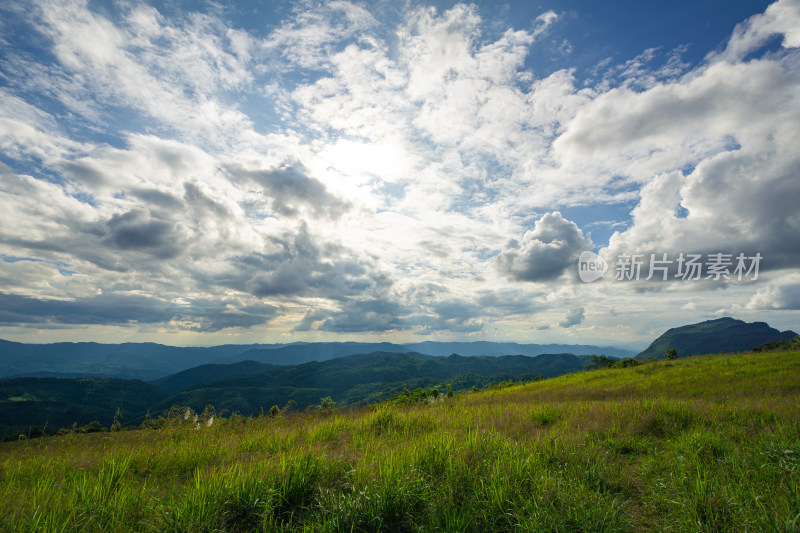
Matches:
[[0, 0, 798, 348]]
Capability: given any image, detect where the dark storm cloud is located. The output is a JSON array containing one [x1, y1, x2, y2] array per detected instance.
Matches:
[[229, 163, 350, 219], [241, 225, 391, 299], [299, 298, 415, 333], [771, 284, 800, 310], [496, 211, 591, 282], [689, 154, 800, 271], [131, 188, 183, 209], [103, 210, 182, 259], [177, 300, 277, 332], [427, 299, 484, 332], [0, 292, 275, 331], [0, 292, 176, 325], [0, 234, 130, 273]]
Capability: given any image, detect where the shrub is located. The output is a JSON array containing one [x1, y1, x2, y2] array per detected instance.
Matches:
[[588, 355, 617, 369], [317, 396, 337, 414]]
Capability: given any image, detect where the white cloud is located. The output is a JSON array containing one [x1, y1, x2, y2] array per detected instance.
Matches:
[[262, 1, 377, 69], [714, 0, 800, 63], [559, 307, 585, 328], [23, 1, 256, 148], [0, 0, 798, 341], [600, 78, 800, 271], [741, 273, 800, 310], [496, 212, 592, 282]]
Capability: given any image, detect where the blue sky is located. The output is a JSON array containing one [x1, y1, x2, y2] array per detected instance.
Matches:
[[0, 0, 798, 347]]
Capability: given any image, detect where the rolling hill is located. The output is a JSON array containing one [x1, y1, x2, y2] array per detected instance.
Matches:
[[0, 377, 167, 439], [152, 360, 274, 392], [151, 351, 591, 415]]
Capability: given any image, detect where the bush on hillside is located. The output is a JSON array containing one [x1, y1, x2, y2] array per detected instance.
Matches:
[[588, 355, 618, 369]]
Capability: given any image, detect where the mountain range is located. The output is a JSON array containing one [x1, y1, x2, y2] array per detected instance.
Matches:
[[1, 316, 797, 439], [0, 339, 635, 380]]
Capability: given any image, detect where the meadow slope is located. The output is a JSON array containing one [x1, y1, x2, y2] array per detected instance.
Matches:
[[1, 350, 798, 532]]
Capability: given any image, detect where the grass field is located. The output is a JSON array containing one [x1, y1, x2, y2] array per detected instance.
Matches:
[[1, 350, 798, 532]]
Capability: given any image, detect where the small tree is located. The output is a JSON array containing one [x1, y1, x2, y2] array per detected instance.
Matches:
[[664, 348, 678, 360], [318, 396, 336, 414], [111, 408, 123, 431], [282, 399, 297, 414], [269, 405, 280, 417]]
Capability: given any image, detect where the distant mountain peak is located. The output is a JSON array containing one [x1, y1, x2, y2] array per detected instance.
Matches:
[[636, 317, 797, 360]]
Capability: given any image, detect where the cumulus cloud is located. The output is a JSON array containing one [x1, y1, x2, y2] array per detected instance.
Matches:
[[580, 3, 800, 284], [741, 273, 800, 310], [229, 163, 349, 219], [298, 298, 414, 333], [241, 225, 390, 300], [0, 0, 798, 341], [714, 0, 800, 63], [496, 212, 592, 282], [600, 97, 800, 275], [559, 307, 585, 328], [426, 299, 485, 333], [103, 209, 184, 259]]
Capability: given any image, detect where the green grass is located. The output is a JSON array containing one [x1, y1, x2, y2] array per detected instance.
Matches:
[[1, 350, 799, 532]]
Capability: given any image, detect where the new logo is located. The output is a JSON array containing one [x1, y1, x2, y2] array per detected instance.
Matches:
[[578, 251, 608, 283]]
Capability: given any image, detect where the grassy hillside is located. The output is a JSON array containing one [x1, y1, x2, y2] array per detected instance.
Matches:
[[1, 350, 798, 531], [752, 336, 800, 353], [635, 317, 797, 360]]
